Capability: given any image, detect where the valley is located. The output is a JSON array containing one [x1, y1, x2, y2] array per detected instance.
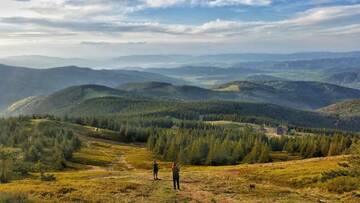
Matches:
[[1, 53, 360, 203], [1, 0, 360, 202]]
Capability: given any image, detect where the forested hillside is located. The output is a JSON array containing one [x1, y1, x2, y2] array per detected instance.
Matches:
[[118, 82, 237, 101], [215, 81, 360, 109], [319, 100, 360, 118], [0, 117, 81, 183], [7, 83, 360, 131], [6, 85, 130, 116], [0, 64, 181, 110]]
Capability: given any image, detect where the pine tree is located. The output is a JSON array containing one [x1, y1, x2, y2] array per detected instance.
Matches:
[[328, 140, 339, 156], [349, 141, 360, 176], [258, 144, 271, 163], [232, 141, 245, 163], [244, 140, 262, 164]]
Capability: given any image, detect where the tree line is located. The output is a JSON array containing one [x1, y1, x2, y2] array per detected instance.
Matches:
[[147, 126, 356, 165], [28, 115, 358, 166], [0, 117, 81, 183]]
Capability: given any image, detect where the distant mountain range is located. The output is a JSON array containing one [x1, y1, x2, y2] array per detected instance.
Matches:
[[144, 57, 360, 86], [118, 82, 236, 101], [6, 84, 360, 131], [245, 74, 288, 81], [2, 51, 360, 68], [118, 81, 360, 110], [3, 53, 360, 116], [324, 72, 360, 89], [0, 55, 97, 69], [0, 64, 182, 110], [7, 79, 360, 117], [214, 81, 360, 109]]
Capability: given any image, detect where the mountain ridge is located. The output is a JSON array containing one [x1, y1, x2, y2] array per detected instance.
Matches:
[[0, 64, 182, 110]]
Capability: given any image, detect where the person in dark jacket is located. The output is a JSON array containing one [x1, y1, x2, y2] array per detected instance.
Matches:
[[153, 160, 159, 180], [172, 162, 180, 190]]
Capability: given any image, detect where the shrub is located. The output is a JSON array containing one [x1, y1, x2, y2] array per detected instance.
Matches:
[[0, 193, 30, 203], [320, 169, 350, 182], [326, 176, 359, 194], [40, 173, 56, 182]]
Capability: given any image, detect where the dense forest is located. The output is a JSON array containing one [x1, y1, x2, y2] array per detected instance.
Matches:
[[1, 113, 358, 183], [13, 93, 360, 132], [147, 126, 355, 165], [31, 115, 356, 166], [0, 117, 81, 183]]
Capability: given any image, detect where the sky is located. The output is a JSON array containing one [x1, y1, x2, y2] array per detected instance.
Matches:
[[0, 0, 359, 57]]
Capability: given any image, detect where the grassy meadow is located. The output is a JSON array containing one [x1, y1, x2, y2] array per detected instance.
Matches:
[[0, 120, 359, 203]]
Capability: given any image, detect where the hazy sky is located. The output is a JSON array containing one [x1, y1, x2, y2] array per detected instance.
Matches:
[[0, 0, 360, 57]]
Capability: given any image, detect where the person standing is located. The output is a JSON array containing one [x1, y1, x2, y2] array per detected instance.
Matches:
[[172, 162, 180, 190], [153, 160, 159, 180]]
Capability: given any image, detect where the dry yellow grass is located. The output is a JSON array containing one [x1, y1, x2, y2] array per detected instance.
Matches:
[[0, 120, 359, 203]]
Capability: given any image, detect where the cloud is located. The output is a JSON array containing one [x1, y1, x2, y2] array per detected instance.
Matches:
[[141, 0, 271, 8], [0, 1, 359, 56], [0, 17, 171, 33], [1, 4, 359, 37], [284, 4, 360, 26], [143, 0, 185, 8], [205, 0, 272, 7], [81, 41, 147, 46], [5, 31, 76, 38]]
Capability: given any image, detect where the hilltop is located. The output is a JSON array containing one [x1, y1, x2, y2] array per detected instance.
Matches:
[[215, 81, 360, 109], [324, 72, 360, 89], [119, 80, 360, 110], [6, 85, 129, 116], [118, 81, 236, 101], [6, 84, 360, 131], [319, 100, 360, 118], [0, 64, 181, 110]]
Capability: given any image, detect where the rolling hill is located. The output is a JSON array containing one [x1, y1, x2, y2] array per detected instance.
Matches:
[[119, 81, 360, 109], [146, 65, 267, 85], [5, 85, 131, 116], [145, 57, 360, 85], [324, 72, 360, 89], [147, 65, 263, 76], [318, 100, 360, 118], [245, 74, 288, 81], [1, 55, 97, 69], [8, 80, 360, 117], [0, 64, 182, 111], [214, 81, 360, 109], [6, 52, 360, 69], [6, 84, 360, 131], [118, 81, 237, 101]]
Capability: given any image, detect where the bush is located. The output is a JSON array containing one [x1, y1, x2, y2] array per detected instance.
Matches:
[[321, 169, 350, 182], [0, 193, 30, 203], [327, 176, 359, 194], [40, 173, 56, 182]]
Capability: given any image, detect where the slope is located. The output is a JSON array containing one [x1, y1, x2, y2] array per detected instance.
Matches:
[[215, 81, 360, 109], [118, 81, 237, 101], [318, 100, 360, 118], [6, 85, 130, 116], [0, 119, 357, 202], [0, 64, 182, 110]]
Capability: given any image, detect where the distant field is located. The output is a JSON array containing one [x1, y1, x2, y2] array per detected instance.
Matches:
[[0, 120, 359, 202]]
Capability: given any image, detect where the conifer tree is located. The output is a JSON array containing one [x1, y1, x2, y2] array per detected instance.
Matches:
[[258, 144, 271, 163], [349, 141, 360, 176]]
